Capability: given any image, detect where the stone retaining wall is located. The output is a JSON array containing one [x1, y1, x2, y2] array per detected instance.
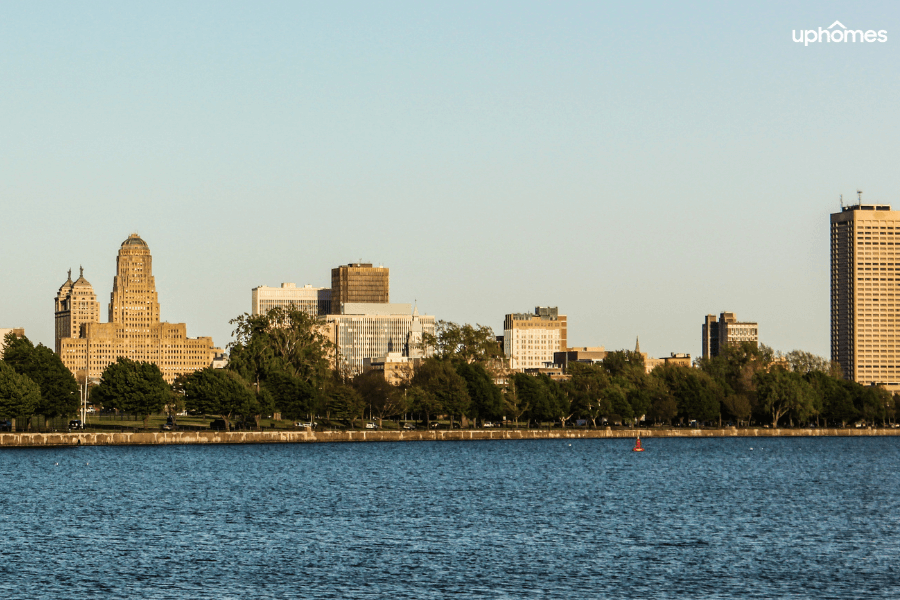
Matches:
[[0, 427, 898, 447]]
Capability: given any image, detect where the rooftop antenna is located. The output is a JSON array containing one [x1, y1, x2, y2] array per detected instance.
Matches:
[[857, 190, 863, 205], [840, 194, 844, 208]]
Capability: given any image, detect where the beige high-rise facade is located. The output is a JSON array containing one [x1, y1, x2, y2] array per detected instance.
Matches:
[[330, 263, 389, 314], [54, 268, 102, 353], [831, 203, 900, 390], [252, 283, 331, 316], [503, 307, 568, 371], [55, 234, 222, 384]]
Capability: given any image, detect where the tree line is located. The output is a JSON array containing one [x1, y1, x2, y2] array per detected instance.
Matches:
[[1, 314, 896, 430]]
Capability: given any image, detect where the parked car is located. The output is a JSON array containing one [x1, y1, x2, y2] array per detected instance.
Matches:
[[294, 422, 315, 429], [365, 422, 378, 429], [483, 422, 494, 428], [68, 420, 83, 431], [402, 422, 415, 430]]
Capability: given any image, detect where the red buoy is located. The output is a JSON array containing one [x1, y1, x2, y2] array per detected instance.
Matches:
[[632, 436, 645, 452]]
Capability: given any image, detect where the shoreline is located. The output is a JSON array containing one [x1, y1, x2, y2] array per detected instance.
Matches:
[[1, 427, 898, 447]]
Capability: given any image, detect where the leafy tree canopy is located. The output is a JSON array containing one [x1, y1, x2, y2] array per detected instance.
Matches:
[[183, 367, 257, 429], [411, 358, 471, 423], [424, 321, 505, 366], [0, 361, 41, 420], [2, 334, 78, 418], [228, 306, 333, 387], [93, 358, 170, 428]]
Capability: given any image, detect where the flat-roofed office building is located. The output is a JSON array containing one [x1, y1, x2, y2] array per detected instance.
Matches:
[[330, 263, 389, 314], [504, 307, 567, 371], [325, 303, 434, 376], [702, 312, 758, 359], [831, 202, 900, 390], [252, 283, 331, 317]]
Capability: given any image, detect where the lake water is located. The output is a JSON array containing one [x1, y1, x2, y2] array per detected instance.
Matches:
[[1, 437, 898, 599]]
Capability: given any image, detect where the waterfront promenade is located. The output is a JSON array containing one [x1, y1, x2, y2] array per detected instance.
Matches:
[[1, 427, 899, 447]]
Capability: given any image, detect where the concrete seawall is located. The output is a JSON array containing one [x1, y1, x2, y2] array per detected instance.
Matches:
[[1, 427, 898, 447]]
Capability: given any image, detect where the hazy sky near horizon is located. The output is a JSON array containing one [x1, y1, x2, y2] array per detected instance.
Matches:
[[2, 1, 899, 359]]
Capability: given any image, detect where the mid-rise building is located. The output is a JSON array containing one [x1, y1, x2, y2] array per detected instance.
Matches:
[[54, 268, 101, 354], [330, 263, 389, 314], [55, 234, 222, 384], [326, 303, 433, 376], [554, 347, 607, 370], [0, 328, 25, 358], [252, 283, 331, 317], [503, 307, 567, 371], [831, 202, 900, 389], [701, 312, 758, 359]]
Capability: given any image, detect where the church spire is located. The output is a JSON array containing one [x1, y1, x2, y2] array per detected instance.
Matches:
[[635, 336, 641, 354]]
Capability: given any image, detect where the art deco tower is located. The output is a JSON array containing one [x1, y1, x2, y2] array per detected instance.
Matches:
[[831, 202, 900, 390], [56, 233, 221, 384], [108, 234, 161, 332]]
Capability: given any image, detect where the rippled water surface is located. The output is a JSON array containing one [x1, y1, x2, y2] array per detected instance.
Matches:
[[1, 437, 899, 599]]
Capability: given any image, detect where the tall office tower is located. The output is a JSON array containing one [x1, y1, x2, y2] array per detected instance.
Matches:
[[56, 234, 222, 384], [330, 263, 389, 314], [831, 202, 900, 389], [54, 267, 101, 354], [252, 283, 331, 316], [701, 312, 758, 359], [503, 306, 568, 371]]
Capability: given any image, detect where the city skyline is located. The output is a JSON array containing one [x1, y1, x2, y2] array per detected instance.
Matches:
[[2, 3, 899, 359]]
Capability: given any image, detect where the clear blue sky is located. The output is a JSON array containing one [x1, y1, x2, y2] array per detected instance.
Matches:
[[2, 1, 898, 359]]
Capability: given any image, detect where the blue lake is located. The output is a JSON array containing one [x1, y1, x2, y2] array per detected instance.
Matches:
[[1, 437, 898, 599]]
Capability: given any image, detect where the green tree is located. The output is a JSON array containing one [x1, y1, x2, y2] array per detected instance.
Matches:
[[502, 378, 528, 427], [411, 358, 470, 427], [3, 334, 79, 419], [183, 367, 257, 430], [424, 321, 505, 366], [455, 362, 503, 425], [652, 364, 721, 424], [407, 386, 441, 427], [784, 350, 832, 375], [228, 306, 333, 390], [754, 368, 817, 428], [0, 361, 41, 421], [857, 386, 893, 426], [93, 358, 170, 428], [514, 373, 565, 426], [266, 371, 316, 420], [324, 378, 366, 426], [353, 370, 408, 427], [567, 363, 611, 427]]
